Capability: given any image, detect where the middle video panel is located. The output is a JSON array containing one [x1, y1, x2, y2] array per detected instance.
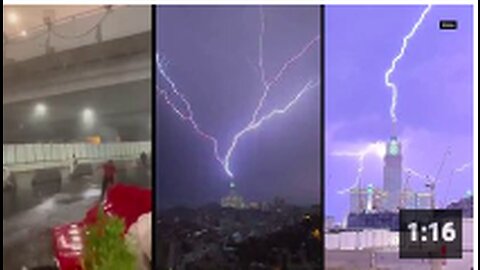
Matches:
[[156, 5, 322, 269]]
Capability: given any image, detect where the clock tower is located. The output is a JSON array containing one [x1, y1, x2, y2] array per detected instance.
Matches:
[[383, 136, 403, 212]]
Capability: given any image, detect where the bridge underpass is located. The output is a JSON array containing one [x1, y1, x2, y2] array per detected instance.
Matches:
[[3, 79, 151, 143]]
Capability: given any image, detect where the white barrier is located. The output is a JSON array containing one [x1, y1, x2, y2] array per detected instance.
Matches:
[[3, 141, 151, 166], [326, 229, 398, 250], [463, 218, 473, 251], [325, 233, 340, 250], [339, 232, 358, 250]]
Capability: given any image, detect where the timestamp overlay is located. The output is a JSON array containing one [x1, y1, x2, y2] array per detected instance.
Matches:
[[399, 209, 462, 259]]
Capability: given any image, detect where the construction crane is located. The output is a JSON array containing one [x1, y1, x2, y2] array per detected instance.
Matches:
[[425, 147, 451, 209]]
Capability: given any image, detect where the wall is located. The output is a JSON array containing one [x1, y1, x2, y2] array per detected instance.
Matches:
[[326, 229, 400, 250], [326, 218, 473, 251]]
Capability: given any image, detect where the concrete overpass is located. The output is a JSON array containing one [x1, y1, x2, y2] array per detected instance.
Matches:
[[3, 6, 152, 143]]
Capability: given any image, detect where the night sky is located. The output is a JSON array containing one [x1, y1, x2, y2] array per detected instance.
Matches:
[[156, 6, 321, 208], [326, 5, 473, 221]]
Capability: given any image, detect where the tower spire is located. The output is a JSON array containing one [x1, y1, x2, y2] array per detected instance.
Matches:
[[391, 121, 397, 138]]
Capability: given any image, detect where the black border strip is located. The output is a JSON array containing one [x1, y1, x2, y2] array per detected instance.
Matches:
[[151, 4, 158, 270], [320, 5, 326, 269]]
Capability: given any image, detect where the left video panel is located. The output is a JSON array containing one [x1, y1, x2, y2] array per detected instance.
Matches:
[[3, 6, 153, 270]]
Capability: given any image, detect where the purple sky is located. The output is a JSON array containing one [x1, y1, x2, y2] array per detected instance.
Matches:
[[326, 5, 474, 221], [156, 6, 320, 208]]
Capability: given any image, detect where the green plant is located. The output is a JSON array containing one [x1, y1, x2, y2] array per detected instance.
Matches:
[[82, 209, 137, 270]]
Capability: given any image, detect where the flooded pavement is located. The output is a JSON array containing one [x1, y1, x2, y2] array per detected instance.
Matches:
[[3, 160, 151, 270]]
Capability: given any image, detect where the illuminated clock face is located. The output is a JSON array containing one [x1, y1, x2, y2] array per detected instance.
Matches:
[[389, 141, 399, 156]]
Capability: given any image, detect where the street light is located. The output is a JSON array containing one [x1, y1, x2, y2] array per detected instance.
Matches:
[[33, 103, 48, 118], [82, 108, 96, 127]]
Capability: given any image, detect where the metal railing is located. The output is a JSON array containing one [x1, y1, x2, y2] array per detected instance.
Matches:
[[3, 141, 151, 166], [4, 5, 151, 63]]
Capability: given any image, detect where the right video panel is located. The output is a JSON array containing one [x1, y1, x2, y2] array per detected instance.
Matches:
[[325, 5, 474, 269]]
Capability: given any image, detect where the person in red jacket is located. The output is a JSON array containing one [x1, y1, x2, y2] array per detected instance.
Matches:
[[100, 160, 116, 200]]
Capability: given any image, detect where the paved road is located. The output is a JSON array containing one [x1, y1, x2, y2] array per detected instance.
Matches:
[[3, 162, 151, 270]]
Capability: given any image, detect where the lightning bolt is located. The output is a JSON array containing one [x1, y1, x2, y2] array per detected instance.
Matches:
[[336, 6, 433, 195], [385, 5, 432, 126], [452, 162, 473, 173], [157, 56, 223, 166], [158, 7, 320, 178], [443, 161, 473, 205], [332, 141, 385, 194]]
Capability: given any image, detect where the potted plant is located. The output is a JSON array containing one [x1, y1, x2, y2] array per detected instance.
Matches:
[[82, 209, 137, 270]]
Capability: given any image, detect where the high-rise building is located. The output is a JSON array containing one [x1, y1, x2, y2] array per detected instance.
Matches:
[[415, 192, 433, 209], [349, 187, 368, 214], [350, 184, 387, 214], [383, 136, 403, 212], [370, 186, 387, 212], [401, 188, 417, 209], [221, 182, 246, 209]]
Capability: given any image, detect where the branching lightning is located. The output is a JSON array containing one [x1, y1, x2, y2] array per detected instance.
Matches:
[[385, 5, 432, 125], [452, 162, 473, 174], [158, 7, 320, 178], [332, 141, 385, 194], [442, 161, 473, 204], [157, 56, 224, 168]]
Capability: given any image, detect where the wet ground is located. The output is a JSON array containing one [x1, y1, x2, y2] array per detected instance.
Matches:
[[3, 161, 151, 270]]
